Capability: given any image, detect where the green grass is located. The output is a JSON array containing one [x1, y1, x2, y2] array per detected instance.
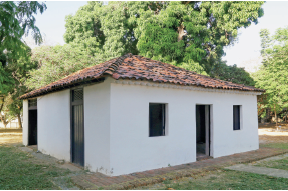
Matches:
[[155, 170, 288, 190], [260, 143, 288, 150], [256, 157, 288, 171], [0, 145, 71, 189]]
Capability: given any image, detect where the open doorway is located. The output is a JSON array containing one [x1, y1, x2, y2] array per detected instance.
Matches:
[[196, 105, 211, 160], [28, 99, 37, 146]]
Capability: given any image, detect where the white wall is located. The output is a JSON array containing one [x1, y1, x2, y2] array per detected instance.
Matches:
[[109, 80, 259, 176], [211, 94, 259, 157], [37, 90, 70, 161], [22, 78, 259, 177], [22, 100, 28, 146], [84, 80, 112, 175]]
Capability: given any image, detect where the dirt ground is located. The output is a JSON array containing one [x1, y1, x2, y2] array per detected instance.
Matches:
[[258, 122, 288, 144], [0, 129, 22, 145]]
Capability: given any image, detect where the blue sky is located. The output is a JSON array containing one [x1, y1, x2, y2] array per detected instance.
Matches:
[[32, 1, 288, 70]]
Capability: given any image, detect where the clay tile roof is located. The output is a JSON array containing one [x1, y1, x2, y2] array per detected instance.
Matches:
[[19, 53, 264, 100]]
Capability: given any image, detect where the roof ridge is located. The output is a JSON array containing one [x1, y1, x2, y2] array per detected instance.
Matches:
[[18, 53, 265, 100], [103, 53, 133, 76]]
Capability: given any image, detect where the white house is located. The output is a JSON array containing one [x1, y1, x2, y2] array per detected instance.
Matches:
[[19, 53, 264, 176]]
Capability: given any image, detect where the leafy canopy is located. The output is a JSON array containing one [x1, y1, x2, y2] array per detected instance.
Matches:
[[25, 44, 102, 90], [0, 1, 46, 62], [26, 1, 261, 92], [64, 1, 264, 73], [0, 1, 46, 95], [0, 1, 46, 127], [210, 62, 255, 86], [253, 27, 288, 121]]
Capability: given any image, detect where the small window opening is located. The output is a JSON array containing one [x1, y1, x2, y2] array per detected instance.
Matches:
[[72, 89, 83, 102], [149, 103, 166, 137], [28, 99, 37, 107], [233, 105, 241, 130]]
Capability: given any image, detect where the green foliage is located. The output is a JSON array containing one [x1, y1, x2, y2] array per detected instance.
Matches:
[[260, 29, 272, 61], [210, 61, 255, 86], [25, 44, 103, 90], [176, 60, 208, 76], [25, 1, 260, 92], [0, 1, 46, 60], [0, 66, 14, 95], [63, 1, 264, 73], [0, 95, 14, 127], [0, 44, 35, 128], [253, 27, 288, 121], [0, 1, 46, 127]]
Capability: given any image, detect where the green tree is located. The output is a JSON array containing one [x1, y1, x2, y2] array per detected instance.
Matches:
[[5, 45, 36, 128], [0, 95, 16, 128], [63, 1, 264, 73], [25, 1, 261, 92], [0, 1, 46, 60], [25, 44, 102, 90], [253, 28, 288, 126], [210, 61, 255, 86], [0, 1, 46, 128]]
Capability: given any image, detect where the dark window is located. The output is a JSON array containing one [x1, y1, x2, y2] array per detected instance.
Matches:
[[233, 105, 241, 130], [149, 103, 166, 137], [28, 99, 37, 110], [72, 89, 83, 102], [28, 99, 37, 107]]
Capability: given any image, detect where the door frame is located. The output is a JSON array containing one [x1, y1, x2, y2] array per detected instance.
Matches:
[[195, 104, 213, 157], [70, 87, 85, 166]]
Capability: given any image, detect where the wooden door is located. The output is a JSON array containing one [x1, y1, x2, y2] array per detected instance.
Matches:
[[71, 89, 84, 166]]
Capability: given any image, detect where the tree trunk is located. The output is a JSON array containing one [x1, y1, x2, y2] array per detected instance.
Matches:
[[17, 113, 22, 129], [177, 24, 187, 42], [274, 104, 278, 126], [1, 117, 8, 128]]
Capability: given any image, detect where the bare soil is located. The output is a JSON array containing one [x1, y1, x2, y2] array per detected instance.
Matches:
[[0, 129, 22, 145], [258, 122, 288, 144]]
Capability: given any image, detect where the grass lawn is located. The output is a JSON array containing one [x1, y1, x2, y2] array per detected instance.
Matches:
[[256, 142, 288, 171], [255, 156, 288, 171], [260, 142, 288, 150], [157, 169, 288, 190], [0, 145, 72, 190], [135, 141, 288, 190]]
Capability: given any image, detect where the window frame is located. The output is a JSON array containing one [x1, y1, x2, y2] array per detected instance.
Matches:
[[149, 103, 167, 137], [233, 105, 242, 131], [28, 99, 37, 110]]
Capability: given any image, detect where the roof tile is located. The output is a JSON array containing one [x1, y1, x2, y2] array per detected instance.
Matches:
[[19, 53, 264, 100]]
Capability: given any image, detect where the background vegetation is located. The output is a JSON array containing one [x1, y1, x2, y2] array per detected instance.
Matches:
[[2, 1, 287, 126], [254, 27, 288, 124], [0, 1, 46, 128]]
